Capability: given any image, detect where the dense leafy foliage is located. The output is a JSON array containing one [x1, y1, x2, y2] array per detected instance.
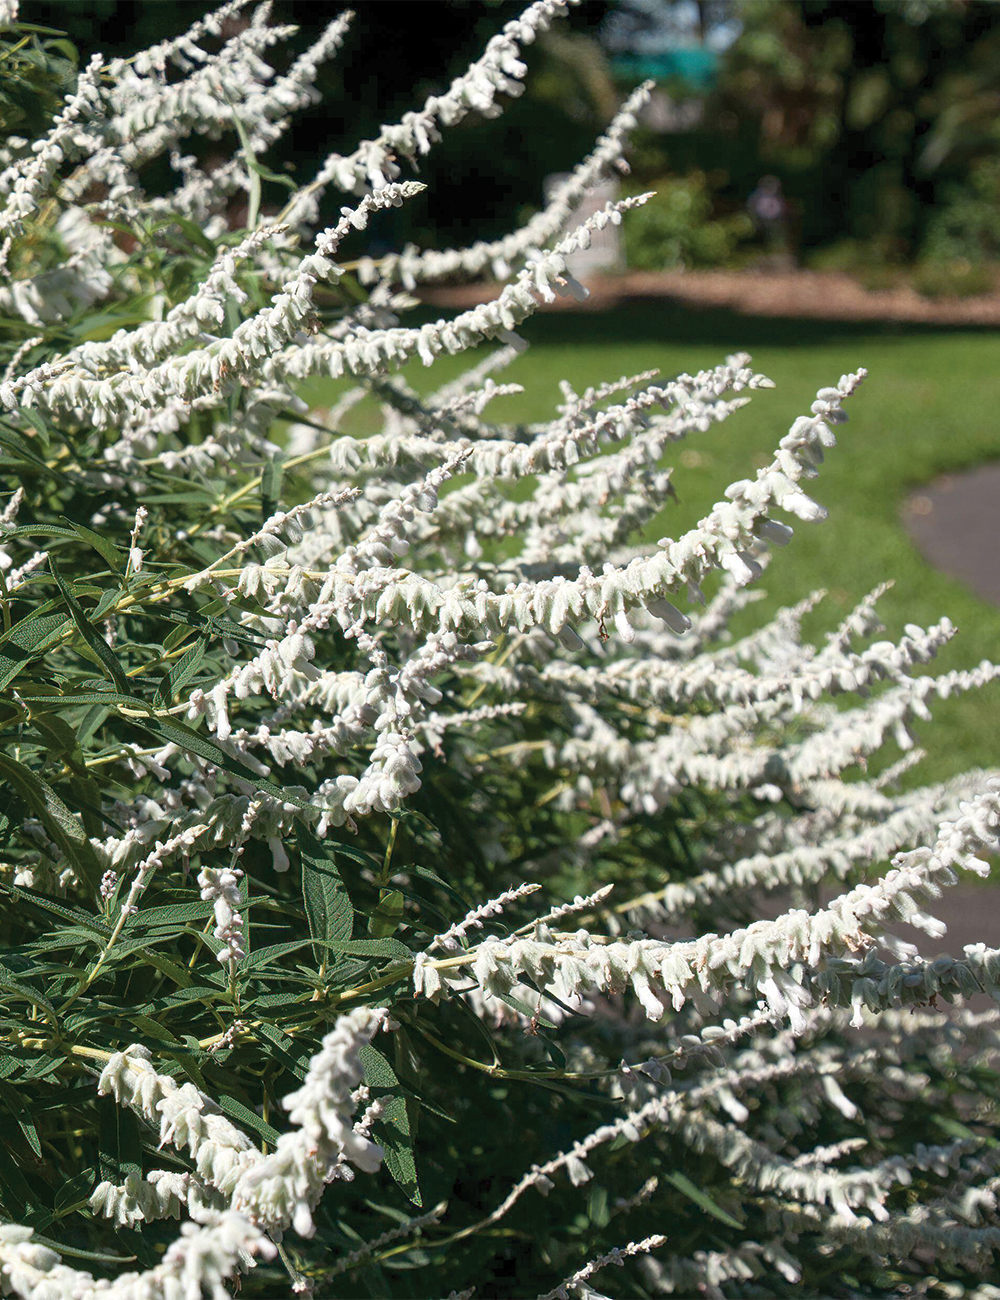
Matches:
[[1, 4, 1000, 1299]]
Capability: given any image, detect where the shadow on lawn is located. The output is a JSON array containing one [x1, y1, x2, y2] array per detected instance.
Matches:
[[511, 298, 1000, 351]]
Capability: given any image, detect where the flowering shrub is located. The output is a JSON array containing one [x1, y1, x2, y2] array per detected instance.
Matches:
[[1, 2, 1000, 1298]]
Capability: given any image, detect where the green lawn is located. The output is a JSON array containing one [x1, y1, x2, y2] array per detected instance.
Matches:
[[303, 301, 1000, 782]]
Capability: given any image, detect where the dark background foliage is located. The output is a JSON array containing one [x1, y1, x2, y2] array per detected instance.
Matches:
[[27, 1, 617, 253], [29, 0, 1000, 270]]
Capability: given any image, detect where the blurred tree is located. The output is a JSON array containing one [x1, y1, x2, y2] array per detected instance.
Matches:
[[716, 0, 1000, 260], [611, 0, 1000, 265]]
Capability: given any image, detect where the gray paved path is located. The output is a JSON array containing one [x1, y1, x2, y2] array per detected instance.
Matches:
[[904, 464, 1000, 606], [901, 473, 1000, 976]]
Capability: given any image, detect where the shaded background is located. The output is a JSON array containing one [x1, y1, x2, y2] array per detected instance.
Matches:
[[21, 0, 1000, 284]]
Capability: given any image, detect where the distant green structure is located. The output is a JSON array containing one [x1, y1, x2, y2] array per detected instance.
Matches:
[[610, 46, 719, 91]]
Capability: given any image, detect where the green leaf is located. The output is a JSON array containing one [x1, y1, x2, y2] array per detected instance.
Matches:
[[586, 1182, 610, 1229], [369, 890, 405, 939], [125, 1014, 183, 1045], [242, 938, 316, 971], [255, 1021, 311, 1081], [494, 989, 557, 1030], [663, 1171, 744, 1229], [88, 932, 187, 965], [240, 870, 252, 961], [158, 607, 267, 648], [360, 1045, 422, 1207], [0, 881, 110, 935], [126, 900, 214, 930], [261, 454, 284, 522], [299, 824, 353, 964], [0, 958, 58, 1027], [328, 937, 411, 962], [60, 518, 125, 572], [49, 558, 130, 695], [243, 935, 409, 973], [0, 612, 69, 690], [50, 1168, 99, 1217], [20, 1053, 63, 1081], [0, 418, 58, 476], [216, 1093, 280, 1146], [408, 862, 475, 914], [0, 1139, 40, 1216], [133, 984, 228, 1015], [153, 636, 206, 707], [230, 109, 262, 229], [357, 1043, 398, 1090], [25, 708, 84, 763], [30, 1233, 136, 1264], [245, 157, 297, 190], [19, 689, 142, 708], [0, 753, 101, 892], [98, 1096, 142, 1185], [166, 213, 218, 256], [5, 524, 79, 542], [0, 1079, 42, 1157]]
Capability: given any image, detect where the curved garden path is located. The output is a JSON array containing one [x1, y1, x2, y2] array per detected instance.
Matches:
[[903, 464, 1000, 608]]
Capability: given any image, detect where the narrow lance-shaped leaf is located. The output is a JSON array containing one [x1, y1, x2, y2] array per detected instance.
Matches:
[[0, 959, 59, 1028], [360, 1044, 422, 1207], [298, 824, 354, 965], [0, 753, 102, 893], [0, 612, 70, 691], [49, 557, 130, 695]]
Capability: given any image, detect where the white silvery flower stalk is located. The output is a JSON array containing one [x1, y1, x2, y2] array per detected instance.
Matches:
[[14, 183, 424, 426], [96, 1045, 265, 1195], [230, 1007, 389, 1238], [104, 0, 252, 80], [285, 0, 580, 217], [0, 54, 105, 236], [327, 1206, 444, 1277], [430, 881, 542, 952], [235, 371, 865, 651], [198, 866, 246, 965], [536, 1234, 667, 1300], [5, 8, 1000, 1294], [0, 1211, 275, 1300], [265, 194, 655, 392], [89, 1170, 201, 1228], [412, 781, 1000, 1024], [127, 505, 148, 575], [365, 81, 653, 289], [117, 825, 206, 920], [517, 884, 616, 934], [64, 223, 288, 379], [99, 14, 299, 170], [237, 11, 355, 154], [1, 335, 42, 383]]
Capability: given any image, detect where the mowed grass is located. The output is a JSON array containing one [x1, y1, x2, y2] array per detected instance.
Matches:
[[299, 300, 1000, 782]]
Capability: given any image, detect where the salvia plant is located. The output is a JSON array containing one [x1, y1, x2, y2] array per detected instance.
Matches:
[[0, 1, 999, 1297]]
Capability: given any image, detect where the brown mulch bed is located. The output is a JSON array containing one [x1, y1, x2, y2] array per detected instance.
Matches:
[[420, 267, 1000, 326]]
